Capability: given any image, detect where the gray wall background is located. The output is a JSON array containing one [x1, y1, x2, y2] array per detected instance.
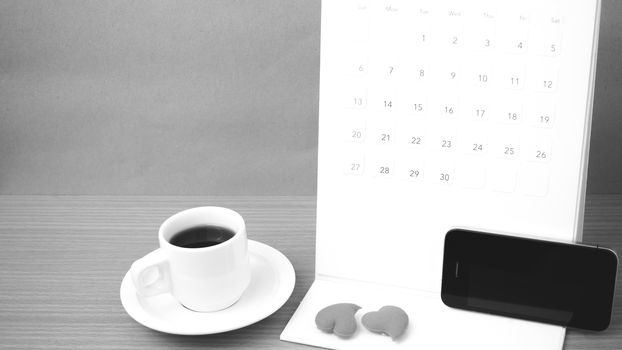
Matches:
[[0, 0, 620, 195]]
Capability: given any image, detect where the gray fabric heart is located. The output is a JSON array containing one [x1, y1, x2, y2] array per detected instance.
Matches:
[[315, 303, 361, 338], [361, 305, 409, 340]]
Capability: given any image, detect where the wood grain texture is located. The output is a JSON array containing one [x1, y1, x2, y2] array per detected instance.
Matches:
[[0, 195, 620, 349]]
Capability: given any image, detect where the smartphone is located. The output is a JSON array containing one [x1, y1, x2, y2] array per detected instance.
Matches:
[[441, 229, 618, 331]]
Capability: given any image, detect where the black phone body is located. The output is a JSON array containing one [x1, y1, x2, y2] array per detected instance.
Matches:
[[441, 229, 618, 331]]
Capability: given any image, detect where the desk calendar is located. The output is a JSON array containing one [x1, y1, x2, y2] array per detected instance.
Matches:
[[282, 0, 601, 349]]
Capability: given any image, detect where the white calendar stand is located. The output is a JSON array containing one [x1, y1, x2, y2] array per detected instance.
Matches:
[[282, 1, 601, 349]]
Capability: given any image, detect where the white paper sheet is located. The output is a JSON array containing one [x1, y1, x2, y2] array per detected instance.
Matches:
[[282, 279, 567, 349]]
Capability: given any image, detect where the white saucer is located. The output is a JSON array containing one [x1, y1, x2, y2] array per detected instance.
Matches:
[[120, 240, 295, 335]]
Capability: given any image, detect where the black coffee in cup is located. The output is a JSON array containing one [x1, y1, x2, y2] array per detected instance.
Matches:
[[169, 225, 235, 248]]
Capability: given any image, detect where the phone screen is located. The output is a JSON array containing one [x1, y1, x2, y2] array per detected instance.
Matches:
[[441, 229, 618, 331]]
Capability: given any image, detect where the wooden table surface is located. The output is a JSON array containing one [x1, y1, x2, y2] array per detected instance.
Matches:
[[0, 195, 620, 349]]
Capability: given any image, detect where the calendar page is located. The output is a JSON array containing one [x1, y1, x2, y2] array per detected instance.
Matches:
[[317, 0, 599, 292], [282, 0, 600, 349]]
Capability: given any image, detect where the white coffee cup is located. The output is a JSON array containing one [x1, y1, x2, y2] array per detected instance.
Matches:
[[130, 207, 251, 312]]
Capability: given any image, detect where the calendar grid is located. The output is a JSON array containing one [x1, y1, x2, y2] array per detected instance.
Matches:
[[338, 1, 564, 197]]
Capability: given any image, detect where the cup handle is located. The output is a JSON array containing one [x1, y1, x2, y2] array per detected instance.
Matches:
[[130, 249, 171, 297]]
